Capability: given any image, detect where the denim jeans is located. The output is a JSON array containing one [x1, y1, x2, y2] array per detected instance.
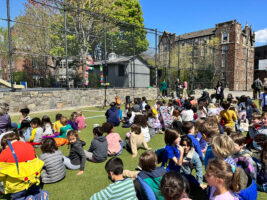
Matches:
[[63, 156, 80, 170]]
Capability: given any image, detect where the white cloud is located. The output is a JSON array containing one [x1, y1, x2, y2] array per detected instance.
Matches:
[[255, 28, 267, 43]]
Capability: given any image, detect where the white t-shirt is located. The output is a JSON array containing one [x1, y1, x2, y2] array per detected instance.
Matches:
[[141, 126, 150, 143], [181, 109, 194, 122], [260, 92, 267, 108]]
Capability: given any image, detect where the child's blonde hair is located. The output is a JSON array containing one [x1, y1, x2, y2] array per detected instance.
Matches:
[[195, 118, 204, 133], [207, 158, 241, 192], [211, 135, 236, 159], [77, 110, 82, 116]]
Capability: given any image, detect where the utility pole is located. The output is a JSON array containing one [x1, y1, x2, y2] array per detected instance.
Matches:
[[7, 0, 14, 91], [63, 4, 69, 89], [155, 29, 158, 88]]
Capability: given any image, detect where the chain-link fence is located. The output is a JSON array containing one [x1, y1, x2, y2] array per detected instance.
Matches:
[[0, 0, 160, 90]]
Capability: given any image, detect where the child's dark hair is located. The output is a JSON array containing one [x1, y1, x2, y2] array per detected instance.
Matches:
[[20, 119, 31, 129], [134, 115, 147, 128], [55, 113, 62, 121], [207, 158, 241, 192], [131, 124, 141, 135], [230, 133, 246, 146], [1, 132, 20, 149], [221, 101, 230, 110], [102, 122, 114, 134], [93, 126, 104, 136], [105, 157, 123, 175], [145, 104, 151, 111], [160, 171, 187, 200], [164, 129, 180, 145], [182, 121, 194, 134], [184, 102, 192, 110], [20, 108, 30, 115], [70, 112, 77, 121], [42, 115, 52, 127], [142, 96, 147, 102], [60, 116, 68, 125], [67, 130, 79, 139], [30, 117, 41, 126], [172, 120, 183, 135], [180, 135, 193, 148], [41, 138, 58, 153], [126, 111, 132, 118], [139, 150, 157, 172]]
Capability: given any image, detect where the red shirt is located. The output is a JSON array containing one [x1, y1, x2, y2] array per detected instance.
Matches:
[[0, 141, 36, 163]]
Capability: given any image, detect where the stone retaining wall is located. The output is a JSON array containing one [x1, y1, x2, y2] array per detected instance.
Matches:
[[0, 88, 157, 113]]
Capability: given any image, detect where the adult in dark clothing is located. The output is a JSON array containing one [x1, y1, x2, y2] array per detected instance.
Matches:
[[252, 78, 262, 99], [198, 90, 210, 104], [175, 78, 181, 98], [105, 102, 120, 127], [214, 81, 224, 104]]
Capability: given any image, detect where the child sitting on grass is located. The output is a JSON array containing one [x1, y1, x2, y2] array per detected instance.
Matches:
[[102, 122, 123, 156], [90, 157, 138, 200], [247, 113, 262, 148], [42, 115, 53, 137], [39, 138, 66, 183], [126, 124, 150, 158], [84, 126, 108, 162], [220, 101, 237, 133], [53, 113, 63, 134], [19, 108, 31, 125], [162, 128, 184, 171], [180, 136, 203, 185], [63, 130, 86, 176], [230, 133, 257, 179], [68, 112, 78, 131], [76, 110, 86, 130], [160, 171, 191, 200], [205, 158, 241, 200], [59, 116, 72, 138], [29, 117, 43, 145], [182, 121, 203, 160]]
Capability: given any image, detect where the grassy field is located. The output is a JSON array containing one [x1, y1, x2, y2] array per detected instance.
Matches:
[[0, 105, 266, 199]]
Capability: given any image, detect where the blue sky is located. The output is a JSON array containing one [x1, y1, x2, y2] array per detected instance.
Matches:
[[1, 0, 267, 46], [140, 0, 267, 46]]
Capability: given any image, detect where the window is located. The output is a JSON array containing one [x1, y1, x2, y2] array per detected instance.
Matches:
[[222, 32, 229, 43], [194, 38, 199, 45], [194, 48, 198, 57], [222, 45, 228, 54], [203, 37, 207, 44], [118, 64, 125, 76], [181, 41, 185, 46], [163, 43, 168, 51]]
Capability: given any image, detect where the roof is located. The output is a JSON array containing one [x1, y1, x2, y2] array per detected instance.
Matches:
[[93, 55, 152, 68], [93, 56, 133, 65], [175, 28, 215, 41]]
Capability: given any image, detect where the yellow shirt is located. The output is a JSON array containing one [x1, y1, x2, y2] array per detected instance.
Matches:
[[220, 110, 237, 127], [53, 120, 63, 133]]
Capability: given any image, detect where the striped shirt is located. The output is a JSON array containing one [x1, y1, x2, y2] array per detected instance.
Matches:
[[90, 178, 138, 200]]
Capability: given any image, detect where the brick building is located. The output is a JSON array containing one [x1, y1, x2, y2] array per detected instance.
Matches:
[[254, 45, 267, 83], [159, 20, 255, 90]]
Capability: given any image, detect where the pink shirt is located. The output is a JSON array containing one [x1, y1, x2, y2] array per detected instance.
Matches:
[[75, 116, 86, 130], [106, 133, 122, 155], [184, 81, 188, 89], [209, 187, 238, 200]]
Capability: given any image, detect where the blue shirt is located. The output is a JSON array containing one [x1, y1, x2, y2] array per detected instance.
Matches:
[[162, 145, 181, 171], [196, 132, 207, 150], [187, 134, 204, 160], [204, 145, 215, 169]]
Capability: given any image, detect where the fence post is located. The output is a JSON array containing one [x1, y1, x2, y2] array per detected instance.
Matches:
[[168, 35, 171, 91], [177, 36, 180, 80], [63, 4, 69, 89], [6, 0, 14, 91], [155, 29, 158, 88], [103, 17, 107, 107], [132, 27, 135, 88], [246, 47, 248, 91]]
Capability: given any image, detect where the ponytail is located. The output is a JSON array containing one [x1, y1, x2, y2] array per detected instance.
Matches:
[[230, 166, 241, 192]]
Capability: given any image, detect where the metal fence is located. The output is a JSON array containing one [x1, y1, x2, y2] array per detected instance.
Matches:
[[0, 0, 160, 91]]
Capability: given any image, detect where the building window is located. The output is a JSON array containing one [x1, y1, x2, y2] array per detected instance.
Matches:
[[118, 64, 125, 76], [194, 48, 198, 57], [222, 32, 229, 43], [181, 41, 185, 46], [222, 45, 228, 54], [194, 38, 199, 45], [203, 37, 207, 44], [163, 43, 168, 51]]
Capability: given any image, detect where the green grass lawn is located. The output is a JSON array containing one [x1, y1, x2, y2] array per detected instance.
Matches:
[[1, 105, 266, 199]]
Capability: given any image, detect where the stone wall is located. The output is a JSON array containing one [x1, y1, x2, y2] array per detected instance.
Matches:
[[0, 87, 157, 113]]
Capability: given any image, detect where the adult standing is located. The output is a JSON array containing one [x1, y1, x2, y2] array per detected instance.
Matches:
[[252, 77, 262, 99], [175, 78, 181, 98], [161, 80, 167, 97], [182, 80, 188, 99], [214, 81, 224, 104]]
